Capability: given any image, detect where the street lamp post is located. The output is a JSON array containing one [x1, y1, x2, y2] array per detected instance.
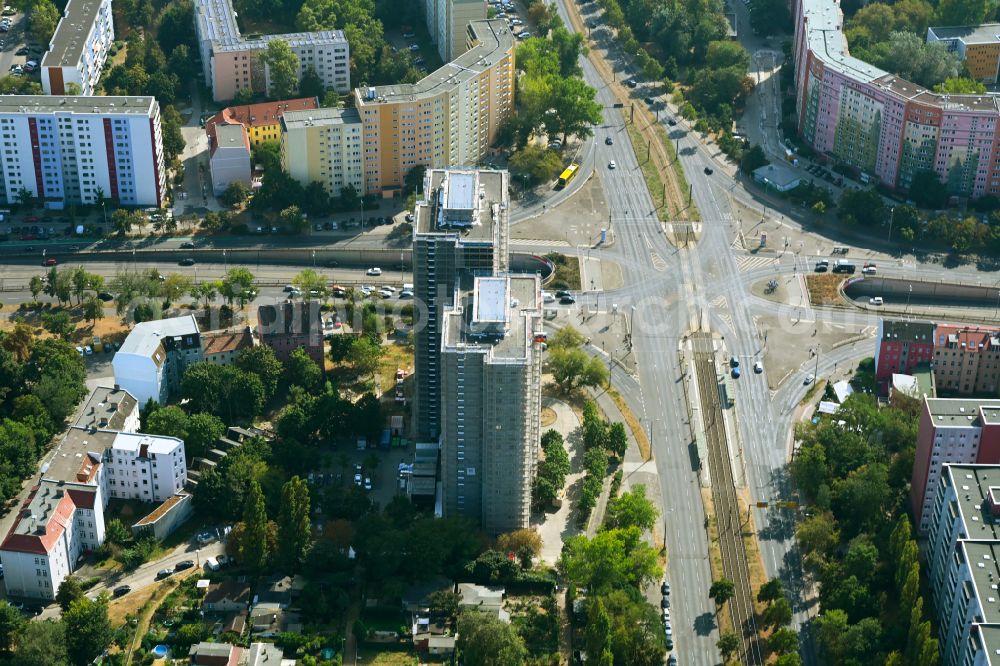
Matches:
[[887, 206, 895, 242]]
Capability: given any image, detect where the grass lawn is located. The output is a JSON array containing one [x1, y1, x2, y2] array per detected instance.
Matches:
[[805, 274, 844, 305], [361, 608, 409, 632], [369, 651, 420, 666], [545, 253, 581, 290]]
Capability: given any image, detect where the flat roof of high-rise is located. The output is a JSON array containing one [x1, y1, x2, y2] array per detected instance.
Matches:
[[414, 169, 508, 243], [356, 19, 512, 105], [73, 386, 137, 432], [41, 0, 105, 68], [944, 465, 1000, 540], [280, 106, 361, 131], [929, 23, 1000, 44], [444, 274, 540, 360], [926, 398, 1000, 427], [195, 0, 347, 51], [0, 95, 156, 115]]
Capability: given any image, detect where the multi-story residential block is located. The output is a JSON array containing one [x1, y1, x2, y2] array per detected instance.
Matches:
[[104, 431, 187, 503], [257, 302, 324, 367], [911, 398, 1000, 531], [205, 97, 319, 148], [925, 464, 1000, 665], [793, 0, 1000, 198], [209, 124, 252, 196], [194, 0, 350, 102], [425, 0, 487, 61], [73, 384, 140, 433], [0, 96, 165, 209], [874, 319, 936, 384], [927, 24, 1000, 84], [440, 274, 543, 533], [412, 169, 510, 441], [934, 324, 1000, 395], [355, 19, 514, 195], [201, 327, 255, 366], [280, 107, 364, 197], [112, 315, 203, 405], [40, 0, 114, 95]]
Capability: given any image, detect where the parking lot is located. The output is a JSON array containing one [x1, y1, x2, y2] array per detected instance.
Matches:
[[0, 9, 42, 82]]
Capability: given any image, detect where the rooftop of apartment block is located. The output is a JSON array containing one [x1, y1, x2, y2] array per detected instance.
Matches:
[[0, 95, 156, 116], [415, 169, 508, 243], [936, 323, 1000, 349], [202, 327, 255, 356], [195, 0, 346, 50], [206, 97, 318, 132], [944, 465, 1000, 540], [73, 385, 137, 432], [881, 318, 935, 343], [929, 23, 1000, 43], [41, 0, 107, 68], [110, 431, 184, 457], [926, 398, 1000, 427], [280, 106, 361, 131], [356, 19, 512, 105], [974, 625, 1000, 663], [211, 124, 250, 156], [118, 314, 200, 359], [44, 427, 115, 484], [0, 480, 98, 555], [962, 540, 1000, 622], [443, 274, 540, 360], [801, 0, 1000, 112]]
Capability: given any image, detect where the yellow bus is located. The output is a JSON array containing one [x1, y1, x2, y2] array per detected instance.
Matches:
[[557, 163, 579, 189]]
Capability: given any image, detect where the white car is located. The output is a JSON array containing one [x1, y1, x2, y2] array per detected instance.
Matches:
[[804, 374, 815, 385], [869, 296, 883, 306], [753, 361, 763, 374], [542, 291, 555, 303], [400, 290, 414, 298], [366, 267, 382, 276], [379, 288, 394, 298], [608, 160, 617, 169], [84, 346, 93, 355]]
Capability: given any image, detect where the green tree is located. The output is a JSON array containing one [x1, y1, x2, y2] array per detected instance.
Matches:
[[222, 180, 251, 207], [81, 297, 105, 327], [286, 347, 322, 390], [0, 600, 24, 653], [64, 595, 112, 666], [220, 266, 256, 309], [56, 575, 85, 613], [105, 518, 131, 545], [457, 610, 528, 666], [936, 0, 990, 26], [236, 344, 284, 399], [28, 0, 60, 44], [559, 526, 660, 592], [709, 578, 736, 605], [181, 362, 266, 422], [185, 412, 225, 459], [241, 478, 271, 572], [585, 598, 613, 662], [546, 76, 603, 142], [14, 619, 68, 666], [160, 105, 186, 161], [509, 145, 564, 186], [757, 577, 785, 604], [428, 590, 463, 620], [909, 169, 949, 209], [706, 41, 750, 70], [29, 275, 44, 300], [718, 632, 740, 661], [768, 627, 799, 655], [263, 39, 300, 99], [299, 64, 325, 99], [277, 475, 312, 571], [933, 77, 987, 94], [605, 484, 658, 531], [740, 144, 768, 174], [549, 347, 609, 393], [145, 404, 189, 440], [292, 268, 328, 301], [280, 204, 309, 234], [606, 421, 628, 458], [41, 311, 74, 340], [161, 273, 193, 306], [762, 597, 793, 629]]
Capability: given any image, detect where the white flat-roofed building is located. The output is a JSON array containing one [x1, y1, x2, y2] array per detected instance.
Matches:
[[112, 315, 202, 404], [194, 0, 350, 102], [104, 431, 187, 502], [210, 123, 252, 195], [40, 0, 114, 95], [0, 96, 165, 210]]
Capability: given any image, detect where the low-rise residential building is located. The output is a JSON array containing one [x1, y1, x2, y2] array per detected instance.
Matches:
[[194, 0, 350, 102], [112, 315, 202, 404], [926, 464, 1000, 665], [40, 0, 114, 95], [256, 302, 324, 367], [189, 641, 244, 666], [927, 24, 1000, 84], [912, 398, 1000, 532], [201, 327, 255, 365], [204, 579, 252, 613], [0, 96, 165, 209], [205, 97, 319, 148], [280, 107, 364, 198], [210, 123, 252, 196], [874, 319, 936, 384], [354, 19, 514, 195]]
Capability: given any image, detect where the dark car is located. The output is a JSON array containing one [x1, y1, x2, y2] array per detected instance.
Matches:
[[174, 559, 195, 571], [626, 78, 638, 88], [323, 221, 334, 230], [661, 581, 670, 595], [97, 291, 113, 302], [560, 295, 576, 304], [660, 596, 670, 609], [667, 119, 677, 126], [178, 257, 195, 266], [555, 290, 571, 298], [15, 47, 28, 56], [703, 166, 714, 175], [179, 241, 195, 249], [113, 585, 132, 598], [645, 97, 655, 105], [155, 568, 173, 579], [605, 136, 614, 145]]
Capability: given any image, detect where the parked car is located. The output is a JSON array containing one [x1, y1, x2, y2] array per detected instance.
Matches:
[[661, 581, 670, 595], [179, 241, 195, 249], [113, 585, 132, 598], [174, 559, 195, 571], [178, 257, 195, 266], [869, 296, 884, 306], [560, 295, 576, 304], [626, 78, 638, 88], [155, 568, 173, 579], [804, 374, 815, 385], [366, 267, 382, 276], [196, 530, 214, 545], [660, 596, 670, 609]]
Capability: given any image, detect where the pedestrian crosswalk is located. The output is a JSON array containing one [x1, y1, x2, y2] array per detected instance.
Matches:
[[510, 238, 572, 248], [736, 255, 778, 273]]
